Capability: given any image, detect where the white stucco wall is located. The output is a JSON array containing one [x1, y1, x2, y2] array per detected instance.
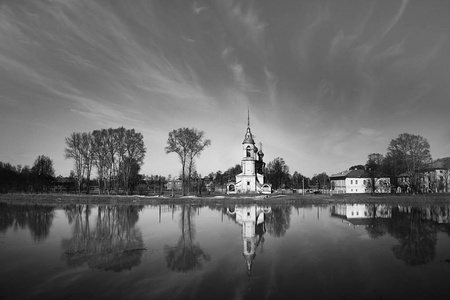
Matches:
[[345, 178, 369, 193]]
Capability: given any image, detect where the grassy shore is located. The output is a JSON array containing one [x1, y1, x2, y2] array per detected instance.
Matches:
[[1, 192, 450, 206]]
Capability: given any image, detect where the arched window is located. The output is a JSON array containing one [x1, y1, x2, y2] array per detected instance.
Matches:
[[246, 146, 251, 157]]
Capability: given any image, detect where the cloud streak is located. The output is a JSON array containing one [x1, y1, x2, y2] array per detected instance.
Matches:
[[1, 0, 448, 178]]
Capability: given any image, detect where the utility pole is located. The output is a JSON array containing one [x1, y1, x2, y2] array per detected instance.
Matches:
[[171, 175, 174, 198], [302, 177, 305, 195]]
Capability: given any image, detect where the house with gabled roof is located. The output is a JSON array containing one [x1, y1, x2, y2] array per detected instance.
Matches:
[[330, 169, 390, 194], [398, 157, 450, 193]]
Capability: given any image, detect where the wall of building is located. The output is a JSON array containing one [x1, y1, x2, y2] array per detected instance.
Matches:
[[345, 178, 369, 193]]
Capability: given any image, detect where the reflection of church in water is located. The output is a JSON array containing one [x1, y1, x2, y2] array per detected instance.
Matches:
[[227, 205, 271, 275], [227, 111, 271, 194]]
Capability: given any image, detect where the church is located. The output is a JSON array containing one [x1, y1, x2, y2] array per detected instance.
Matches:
[[227, 112, 271, 194], [227, 205, 271, 276]]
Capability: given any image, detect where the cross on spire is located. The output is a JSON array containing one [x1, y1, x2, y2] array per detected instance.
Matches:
[[247, 106, 250, 128]]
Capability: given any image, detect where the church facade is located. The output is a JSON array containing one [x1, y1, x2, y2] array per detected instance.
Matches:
[[227, 114, 271, 194]]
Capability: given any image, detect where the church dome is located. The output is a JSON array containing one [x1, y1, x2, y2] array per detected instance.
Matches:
[[242, 127, 255, 145], [257, 142, 264, 156]]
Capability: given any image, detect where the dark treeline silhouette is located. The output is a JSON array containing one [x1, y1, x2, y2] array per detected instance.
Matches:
[[0, 203, 55, 241], [0, 155, 55, 193], [65, 127, 146, 195], [388, 206, 438, 266]]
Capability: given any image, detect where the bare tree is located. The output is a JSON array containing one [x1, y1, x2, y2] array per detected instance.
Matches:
[[186, 129, 211, 194], [92, 129, 109, 194], [65, 132, 85, 193], [80, 132, 94, 194], [165, 128, 211, 195], [67, 127, 147, 195]]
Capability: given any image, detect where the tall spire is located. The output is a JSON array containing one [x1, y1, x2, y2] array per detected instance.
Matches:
[[242, 107, 255, 145]]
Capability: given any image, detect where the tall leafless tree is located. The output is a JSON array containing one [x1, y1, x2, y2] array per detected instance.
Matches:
[[165, 128, 211, 195]]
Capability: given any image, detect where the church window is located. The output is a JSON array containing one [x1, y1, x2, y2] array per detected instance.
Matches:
[[246, 146, 251, 157], [356, 180, 358, 184], [247, 181, 250, 186]]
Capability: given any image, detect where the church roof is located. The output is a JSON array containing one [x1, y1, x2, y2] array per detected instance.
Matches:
[[242, 127, 255, 144]]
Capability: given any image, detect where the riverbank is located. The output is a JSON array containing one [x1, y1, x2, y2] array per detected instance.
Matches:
[[1, 192, 450, 206]]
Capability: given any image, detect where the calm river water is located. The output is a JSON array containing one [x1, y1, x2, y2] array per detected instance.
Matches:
[[1, 202, 450, 299]]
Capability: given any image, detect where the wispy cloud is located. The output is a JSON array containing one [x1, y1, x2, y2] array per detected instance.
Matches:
[[229, 62, 251, 90], [292, 2, 330, 67], [389, 36, 445, 73], [192, 2, 207, 14], [329, 4, 374, 60], [220, 1, 266, 48], [57, 49, 97, 70], [379, 0, 409, 42], [264, 66, 278, 107]]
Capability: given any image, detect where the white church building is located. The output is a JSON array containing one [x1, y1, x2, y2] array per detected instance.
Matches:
[[227, 113, 271, 194]]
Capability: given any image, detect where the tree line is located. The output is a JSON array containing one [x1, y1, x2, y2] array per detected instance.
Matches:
[[0, 155, 55, 193], [2, 129, 447, 195], [362, 133, 449, 193], [64, 127, 146, 195]]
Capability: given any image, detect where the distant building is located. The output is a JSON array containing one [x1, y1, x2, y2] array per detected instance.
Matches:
[[227, 111, 271, 194], [330, 169, 390, 194], [166, 178, 182, 191], [397, 157, 450, 193], [52, 175, 74, 193]]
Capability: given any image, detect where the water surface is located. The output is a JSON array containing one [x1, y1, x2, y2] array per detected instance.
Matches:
[[1, 202, 450, 299]]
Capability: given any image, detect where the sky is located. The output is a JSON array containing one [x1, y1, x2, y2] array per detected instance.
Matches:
[[0, 0, 449, 178]]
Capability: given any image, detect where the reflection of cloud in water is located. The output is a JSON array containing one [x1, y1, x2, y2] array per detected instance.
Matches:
[[62, 205, 145, 272], [32, 268, 87, 296]]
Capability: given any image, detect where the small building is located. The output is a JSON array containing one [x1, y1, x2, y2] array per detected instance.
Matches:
[[330, 169, 390, 194], [166, 178, 182, 191], [52, 175, 74, 193]]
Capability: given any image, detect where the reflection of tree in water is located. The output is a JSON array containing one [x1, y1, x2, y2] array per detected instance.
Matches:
[[365, 204, 388, 239], [388, 207, 437, 266], [265, 206, 291, 238], [164, 204, 210, 273], [62, 205, 145, 272], [0, 203, 54, 241]]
